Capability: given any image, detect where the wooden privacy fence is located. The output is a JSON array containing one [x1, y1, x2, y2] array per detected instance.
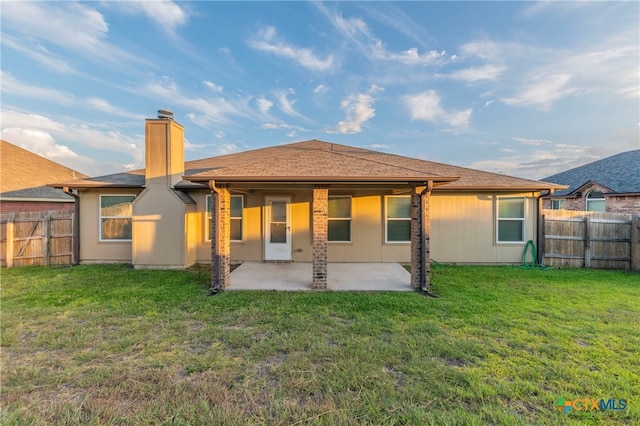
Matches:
[[541, 209, 640, 271], [1, 210, 75, 267]]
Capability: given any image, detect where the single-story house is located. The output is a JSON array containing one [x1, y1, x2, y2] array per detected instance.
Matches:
[[542, 150, 640, 214], [1, 139, 87, 213], [54, 111, 563, 292]]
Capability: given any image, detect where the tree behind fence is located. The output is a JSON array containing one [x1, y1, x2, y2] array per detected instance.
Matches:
[[1, 210, 75, 267], [542, 209, 639, 271]]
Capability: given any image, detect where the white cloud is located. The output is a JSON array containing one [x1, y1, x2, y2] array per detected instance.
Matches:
[[1, 109, 144, 170], [86, 97, 146, 120], [314, 84, 328, 94], [1, 2, 139, 66], [130, 1, 188, 33], [2, 128, 78, 159], [451, 65, 505, 82], [286, 130, 297, 138], [141, 76, 252, 127], [333, 85, 383, 134], [1, 72, 75, 106], [274, 88, 311, 122], [513, 137, 553, 146], [248, 26, 335, 71], [1, 34, 77, 75], [501, 74, 578, 110], [257, 97, 274, 114], [404, 90, 472, 129], [203, 81, 223, 93]]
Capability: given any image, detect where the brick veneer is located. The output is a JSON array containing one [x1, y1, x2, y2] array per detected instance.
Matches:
[[312, 186, 328, 289], [210, 184, 230, 291], [410, 186, 432, 292], [0, 201, 74, 214], [543, 181, 640, 214]]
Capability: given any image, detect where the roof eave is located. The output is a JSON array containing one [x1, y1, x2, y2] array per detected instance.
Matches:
[[183, 175, 459, 185]]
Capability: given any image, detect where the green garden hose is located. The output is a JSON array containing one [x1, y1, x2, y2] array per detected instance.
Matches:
[[522, 239, 537, 268]]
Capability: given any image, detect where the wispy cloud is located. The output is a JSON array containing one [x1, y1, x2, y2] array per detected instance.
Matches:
[[274, 88, 311, 122], [256, 97, 274, 114], [86, 97, 146, 121], [1, 34, 78, 75], [1, 109, 143, 174], [502, 74, 577, 110], [140, 76, 252, 127], [404, 90, 472, 129], [332, 85, 383, 134], [123, 1, 188, 34], [451, 65, 505, 82], [314, 84, 328, 94], [248, 26, 335, 71], [203, 81, 223, 93], [1, 2, 142, 67], [1, 72, 75, 105], [315, 3, 451, 67]]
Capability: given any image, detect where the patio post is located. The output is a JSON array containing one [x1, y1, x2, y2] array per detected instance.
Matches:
[[312, 185, 329, 289], [209, 180, 230, 293], [411, 182, 434, 295]]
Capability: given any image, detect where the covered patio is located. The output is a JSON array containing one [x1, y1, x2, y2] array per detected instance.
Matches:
[[228, 262, 412, 291]]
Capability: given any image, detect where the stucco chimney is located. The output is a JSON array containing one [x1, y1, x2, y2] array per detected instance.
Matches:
[[145, 110, 184, 188]]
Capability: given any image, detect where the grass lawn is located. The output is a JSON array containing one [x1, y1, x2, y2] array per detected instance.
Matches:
[[1, 264, 638, 425]]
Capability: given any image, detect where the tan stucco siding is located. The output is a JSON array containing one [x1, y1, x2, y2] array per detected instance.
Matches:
[[430, 192, 538, 263], [78, 189, 141, 263], [191, 189, 539, 265], [132, 186, 194, 269]]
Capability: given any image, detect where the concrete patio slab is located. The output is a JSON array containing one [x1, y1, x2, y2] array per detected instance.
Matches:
[[228, 262, 411, 291]]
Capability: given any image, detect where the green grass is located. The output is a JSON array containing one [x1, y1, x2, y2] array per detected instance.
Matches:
[[1, 264, 638, 425]]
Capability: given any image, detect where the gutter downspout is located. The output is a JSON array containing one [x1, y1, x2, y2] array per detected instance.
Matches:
[[63, 187, 80, 265], [537, 189, 554, 266]]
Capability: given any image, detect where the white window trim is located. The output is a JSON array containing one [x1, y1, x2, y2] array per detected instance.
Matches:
[[385, 195, 411, 244], [496, 196, 526, 244], [551, 199, 566, 210], [99, 194, 135, 242], [206, 194, 244, 242], [586, 190, 605, 212], [328, 195, 352, 243]]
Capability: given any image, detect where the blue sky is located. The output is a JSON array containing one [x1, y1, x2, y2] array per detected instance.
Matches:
[[1, 1, 638, 179]]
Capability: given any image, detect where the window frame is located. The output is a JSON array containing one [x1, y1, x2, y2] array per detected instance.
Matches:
[[550, 199, 566, 210], [328, 195, 352, 243], [496, 196, 526, 244], [99, 194, 135, 242], [206, 194, 244, 242], [385, 195, 412, 244], [585, 190, 605, 212]]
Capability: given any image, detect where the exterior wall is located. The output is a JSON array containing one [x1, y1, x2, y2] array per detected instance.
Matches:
[[543, 182, 640, 214], [430, 191, 538, 264], [192, 188, 539, 265], [132, 186, 194, 269], [604, 195, 640, 213], [78, 189, 142, 263], [0, 200, 74, 213]]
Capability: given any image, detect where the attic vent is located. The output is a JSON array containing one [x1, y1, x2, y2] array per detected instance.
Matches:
[[157, 109, 174, 120]]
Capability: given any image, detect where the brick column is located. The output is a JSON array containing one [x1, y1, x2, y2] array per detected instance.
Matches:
[[410, 184, 433, 294], [410, 186, 425, 290], [312, 185, 329, 289], [210, 183, 230, 292]]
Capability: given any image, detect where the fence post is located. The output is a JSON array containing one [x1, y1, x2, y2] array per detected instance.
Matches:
[[632, 215, 640, 272], [6, 214, 15, 268], [538, 214, 546, 266], [43, 214, 51, 266], [584, 216, 591, 268]]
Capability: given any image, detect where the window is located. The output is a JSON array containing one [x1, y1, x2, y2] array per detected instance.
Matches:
[[586, 190, 605, 212], [100, 195, 135, 241], [328, 196, 351, 242], [551, 199, 566, 210], [386, 196, 411, 242], [497, 197, 525, 243], [206, 194, 243, 241]]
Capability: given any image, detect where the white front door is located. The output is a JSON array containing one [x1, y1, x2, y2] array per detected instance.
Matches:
[[264, 196, 292, 261]]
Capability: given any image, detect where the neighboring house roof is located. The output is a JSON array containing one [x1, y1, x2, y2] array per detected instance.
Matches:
[[1, 139, 88, 201], [56, 140, 564, 191], [542, 149, 640, 196]]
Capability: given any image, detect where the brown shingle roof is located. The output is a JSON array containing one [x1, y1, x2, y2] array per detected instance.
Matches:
[[56, 139, 565, 191], [1, 139, 88, 200]]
